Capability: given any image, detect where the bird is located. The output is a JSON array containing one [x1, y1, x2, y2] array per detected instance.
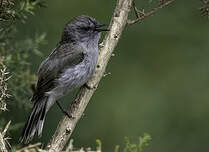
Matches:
[[20, 15, 109, 143]]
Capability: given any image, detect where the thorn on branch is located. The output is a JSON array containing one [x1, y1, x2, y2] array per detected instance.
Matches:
[[99, 42, 105, 48], [138, 9, 146, 17], [2, 121, 11, 137], [103, 72, 111, 77], [132, 0, 140, 18], [200, 0, 209, 18], [0, 121, 11, 152]]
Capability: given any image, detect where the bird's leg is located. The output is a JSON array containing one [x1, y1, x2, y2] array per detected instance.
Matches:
[[56, 101, 73, 119]]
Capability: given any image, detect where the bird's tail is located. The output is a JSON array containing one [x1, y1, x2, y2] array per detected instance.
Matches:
[[20, 96, 48, 144]]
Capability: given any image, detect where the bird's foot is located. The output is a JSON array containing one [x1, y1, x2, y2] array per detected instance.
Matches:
[[56, 101, 74, 119], [84, 83, 95, 90], [63, 109, 74, 119]]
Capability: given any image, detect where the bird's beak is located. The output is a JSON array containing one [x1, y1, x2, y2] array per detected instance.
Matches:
[[95, 24, 110, 32]]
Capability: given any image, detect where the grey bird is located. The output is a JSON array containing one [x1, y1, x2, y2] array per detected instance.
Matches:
[[21, 15, 109, 143]]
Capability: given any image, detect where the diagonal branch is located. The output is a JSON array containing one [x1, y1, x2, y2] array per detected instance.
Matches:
[[46, 0, 177, 151], [46, 0, 134, 151], [127, 0, 175, 25]]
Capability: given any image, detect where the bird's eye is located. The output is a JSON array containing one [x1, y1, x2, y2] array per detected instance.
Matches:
[[82, 27, 91, 31]]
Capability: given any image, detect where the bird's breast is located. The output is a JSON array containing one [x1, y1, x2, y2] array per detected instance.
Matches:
[[49, 44, 99, 99], [58, 48, 98, 88]]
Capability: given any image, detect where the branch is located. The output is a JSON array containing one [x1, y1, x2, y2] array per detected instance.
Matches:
[[0, 121, 11, 152], [46, 0, 134, 151], [127, 0, 175, 25]]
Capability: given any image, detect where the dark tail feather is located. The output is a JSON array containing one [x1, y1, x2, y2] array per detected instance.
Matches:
[[20, 96, 48, 144]]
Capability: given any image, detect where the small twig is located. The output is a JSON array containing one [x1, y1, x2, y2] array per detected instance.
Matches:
[[2, 121, 11, 136], [132, 0, 140, 18], [103, 72, 111, 77], [16, 143, 42, 152], [127, 0, 175, 25], [4, 137, 11, 149], [66, 139, 74, 151], [199, 0, 209, 17]]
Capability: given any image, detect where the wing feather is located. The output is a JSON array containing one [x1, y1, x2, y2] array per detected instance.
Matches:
[[31, 43, 84, 102]]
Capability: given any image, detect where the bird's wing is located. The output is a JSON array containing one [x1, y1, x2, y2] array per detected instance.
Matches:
[[31, 43, 85, 102]]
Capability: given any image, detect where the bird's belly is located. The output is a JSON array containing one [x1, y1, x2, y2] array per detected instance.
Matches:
[[48, 59, 96, 99]]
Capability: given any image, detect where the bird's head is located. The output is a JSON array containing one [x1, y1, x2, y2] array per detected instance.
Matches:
[[61, 15, 109, 43]]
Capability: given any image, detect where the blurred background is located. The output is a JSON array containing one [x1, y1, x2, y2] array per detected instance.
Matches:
[[4, 0, 209, 151]]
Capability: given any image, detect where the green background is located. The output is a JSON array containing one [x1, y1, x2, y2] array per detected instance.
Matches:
[[15, 0, 209, 151]]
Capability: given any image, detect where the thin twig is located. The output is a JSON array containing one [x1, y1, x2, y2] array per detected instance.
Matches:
[[4, 137, 11, 149], [132, 0, 140, 18], [127, 0, 175, 25], [2, 121, 11, 136], [66, 139, 74, 151], [16, 143, 42, 152], [103, 72, 111, 77]]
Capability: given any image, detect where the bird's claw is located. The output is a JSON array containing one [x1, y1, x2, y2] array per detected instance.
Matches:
[[63, 110, 75, 119], [84, 83, 94, 90]]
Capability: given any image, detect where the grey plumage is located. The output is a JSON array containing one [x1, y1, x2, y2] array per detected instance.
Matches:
[[21, 15, 108, 143]]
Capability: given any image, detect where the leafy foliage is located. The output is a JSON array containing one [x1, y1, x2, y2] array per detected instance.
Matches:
[[119, 134, 152, 152], [0, 0, 46, 149], [0, 0, 46, 109]]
